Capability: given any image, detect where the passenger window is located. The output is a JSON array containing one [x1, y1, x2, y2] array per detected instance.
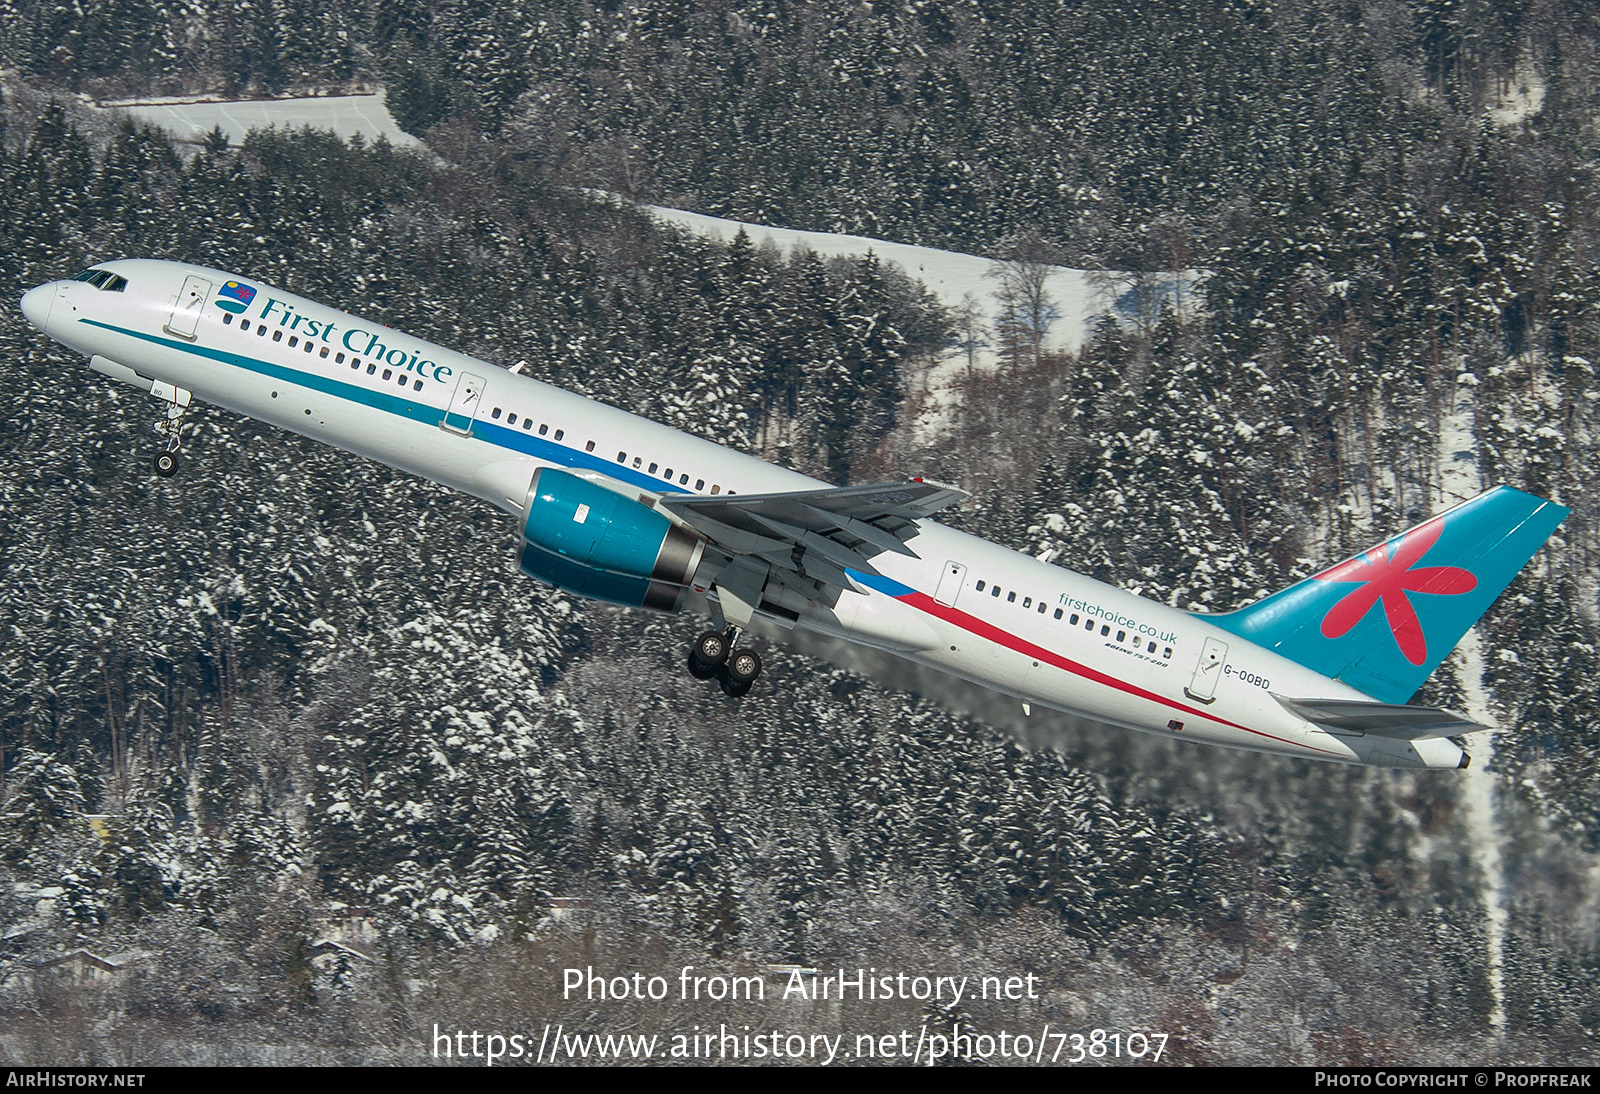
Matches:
[[1070, 614, 1079, 625], [383, 369, 392, 380], [241, 320, 250, 332], [1053, 608, 1062, 619], [305, 342, 314, 353], [648, 462, 658, 474], [367, 364, 376, 374], [319, 347, 329, 358], [223, 313, 234, 326], [491, 407, 502, 419], [539, 424, 548, 435], [289, 336, 299, 348], [1116, 630, 1125, 643], [507, 413, 517, 425], [272, 330, 282, 342], [711, 485, 721, 494], [633, 457, 643, 469], [414, 380, 423, 390], [256, 326, 266, 337], [1147, 641, 1156, 653], [991, 586, 1001, 598], [1164, 647, 1173, 659], [1006, 592, 1016, 603], [1085, 619, 1094, 631], [679, 474, 689, 485], [696, 479, 705, 490], [663, 468, 672, 479], [523, 419, 533, 430], [1037, 602, 1046, 614], [1101, 625, 1110, 636], [617, 452, 627, 462], [350, 361, 359, 370], [336, 352, 345, 363], [976, 580, 986, 592], [1023, 597, 1032, 608]]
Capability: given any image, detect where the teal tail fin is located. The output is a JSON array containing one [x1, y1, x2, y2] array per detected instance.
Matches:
[[1205, 487, 1568, 703]]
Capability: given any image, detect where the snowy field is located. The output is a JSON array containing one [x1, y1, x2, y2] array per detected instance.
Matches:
[[90, 93, 423, 151], [646, 204, 1117, 361], [643, 205, 1178, 437]]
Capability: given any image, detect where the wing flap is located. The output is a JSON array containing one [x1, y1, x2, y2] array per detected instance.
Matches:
[[661, 479, 965, 574], [659, 478, 966, 623]]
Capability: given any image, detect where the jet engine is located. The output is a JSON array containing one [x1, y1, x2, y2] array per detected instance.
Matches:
[[517, 468, 706, 612]]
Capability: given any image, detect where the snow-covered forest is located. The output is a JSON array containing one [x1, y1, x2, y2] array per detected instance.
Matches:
[[2, 0, 1598, 1066]]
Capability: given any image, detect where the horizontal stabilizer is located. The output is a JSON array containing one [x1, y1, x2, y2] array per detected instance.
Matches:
[[1273, 693, 1489, 740]]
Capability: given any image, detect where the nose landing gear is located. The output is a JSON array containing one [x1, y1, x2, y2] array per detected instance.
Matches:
[[687, 628, 763, 697], [151, 387, 191, 478]]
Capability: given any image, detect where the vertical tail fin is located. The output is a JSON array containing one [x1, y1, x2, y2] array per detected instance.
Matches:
[[1206, 487, 1568, 703]]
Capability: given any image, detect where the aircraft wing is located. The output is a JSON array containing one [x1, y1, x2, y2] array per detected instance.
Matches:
[[1273, 694, 1490, 740], [660, 479, 966, 608]]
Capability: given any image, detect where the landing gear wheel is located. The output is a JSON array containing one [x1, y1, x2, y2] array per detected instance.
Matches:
[[153, 450, 179, 478], [692, 630, 729, 670], [687, 650, 719, 680], [722, 648, 761, 690], [718, 673, 753, 698]]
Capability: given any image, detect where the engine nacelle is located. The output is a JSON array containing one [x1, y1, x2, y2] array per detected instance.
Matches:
[[518, 468, 705, 612]]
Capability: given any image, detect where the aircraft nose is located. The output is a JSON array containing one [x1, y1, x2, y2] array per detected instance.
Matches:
[[20, 283, 54, 331]]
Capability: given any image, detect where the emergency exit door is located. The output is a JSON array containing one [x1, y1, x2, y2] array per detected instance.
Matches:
[[441, 372, 488, 435], [934, 561, 966, 607]]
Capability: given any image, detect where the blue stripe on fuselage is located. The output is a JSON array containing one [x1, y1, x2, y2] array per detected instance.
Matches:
[[844, 569, 916, 598]]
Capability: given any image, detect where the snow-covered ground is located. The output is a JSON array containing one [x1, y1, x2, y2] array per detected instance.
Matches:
[[1488, 67, 1545, 128], [89, 92, 423, 151], [1438, 375, 1508, 1035], [646, 204, 1115, 357], [643, 205, 1182, 437]]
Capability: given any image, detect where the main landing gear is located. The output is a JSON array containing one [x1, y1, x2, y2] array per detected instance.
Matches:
[[152, 398, 188, 478], [687, 628, 763, 697]]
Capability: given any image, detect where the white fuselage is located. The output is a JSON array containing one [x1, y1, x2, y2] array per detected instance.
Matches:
[[21, 259, 1468, 768]]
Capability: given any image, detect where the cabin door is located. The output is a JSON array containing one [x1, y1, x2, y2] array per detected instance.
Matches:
[[442, 372, 488, 435], [933, 561, 966, 607], [164, 275, 211, 340], [1184, 637, 1228, 703]]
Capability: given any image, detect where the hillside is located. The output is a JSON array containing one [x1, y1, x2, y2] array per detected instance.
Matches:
[[2, 0, 1599, 1066]]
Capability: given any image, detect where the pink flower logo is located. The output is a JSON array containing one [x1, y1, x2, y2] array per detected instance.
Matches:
[[1316, 518, 1477, 665]]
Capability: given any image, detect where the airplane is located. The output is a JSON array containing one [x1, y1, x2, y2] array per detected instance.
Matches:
[[20, 260, 1569, 770]]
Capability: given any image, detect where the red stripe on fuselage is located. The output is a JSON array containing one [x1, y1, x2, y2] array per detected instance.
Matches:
[[895, 591, 1343, 757]]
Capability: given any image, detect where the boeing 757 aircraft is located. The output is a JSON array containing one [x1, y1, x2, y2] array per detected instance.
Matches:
[[21, 260, 1569, 769]]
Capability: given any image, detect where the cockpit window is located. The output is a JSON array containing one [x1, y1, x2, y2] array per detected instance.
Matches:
[[70, 269, 127, 291]]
